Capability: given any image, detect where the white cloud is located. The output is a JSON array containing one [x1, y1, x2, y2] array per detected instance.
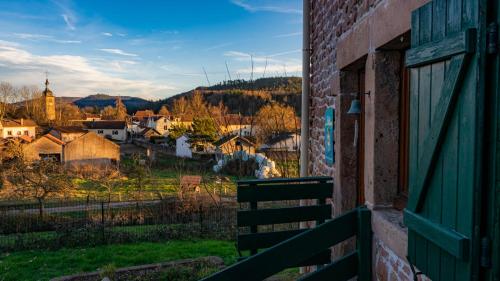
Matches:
[[99, 48, 138, 57], [12, 33, 81, 44], [230, 0, 302, 14], [101, 32, 113, 37], [62, 14, 76, 30], [0, 42, 174, 99], [274, 32, 302, 38]]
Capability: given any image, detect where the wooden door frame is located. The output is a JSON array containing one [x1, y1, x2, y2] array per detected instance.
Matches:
[[358, 69, 366, 205]]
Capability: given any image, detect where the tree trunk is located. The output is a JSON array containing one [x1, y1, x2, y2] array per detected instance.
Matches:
[[37, 198, 44, 219]]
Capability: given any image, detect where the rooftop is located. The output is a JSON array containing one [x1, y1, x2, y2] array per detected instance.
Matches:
[[52, 126, 88, 134], [1, 119, 37, 127], [82, 121, 127, 130]]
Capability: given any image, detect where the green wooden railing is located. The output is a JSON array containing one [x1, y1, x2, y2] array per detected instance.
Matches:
[[200, 177, 372, 281]]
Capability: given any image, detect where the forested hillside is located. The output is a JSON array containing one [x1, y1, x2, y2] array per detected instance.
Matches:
[[155, 77, 301, 116]]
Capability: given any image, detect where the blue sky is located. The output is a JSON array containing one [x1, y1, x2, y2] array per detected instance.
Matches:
[[0, 0, 302, 99]]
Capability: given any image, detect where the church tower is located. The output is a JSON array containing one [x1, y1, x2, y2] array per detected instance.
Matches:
[[42, 79, 56, 121]]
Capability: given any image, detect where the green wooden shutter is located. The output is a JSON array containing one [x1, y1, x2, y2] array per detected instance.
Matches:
[[404, 0, 485, 280]]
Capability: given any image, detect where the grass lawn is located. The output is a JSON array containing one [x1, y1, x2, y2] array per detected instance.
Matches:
[[0, 240, 238, 281]]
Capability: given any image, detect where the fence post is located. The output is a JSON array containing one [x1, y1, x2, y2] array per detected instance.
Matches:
[[357, 207, 372, 281]]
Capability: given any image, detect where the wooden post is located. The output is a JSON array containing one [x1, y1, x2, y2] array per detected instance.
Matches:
[[357, 207, 372, 281]]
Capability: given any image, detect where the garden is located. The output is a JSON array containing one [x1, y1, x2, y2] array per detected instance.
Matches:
[[0, 150, 302, 280]]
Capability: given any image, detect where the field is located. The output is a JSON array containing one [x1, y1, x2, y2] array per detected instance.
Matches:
[[0, 240, 237, 281], [0, 150, 301, 280]]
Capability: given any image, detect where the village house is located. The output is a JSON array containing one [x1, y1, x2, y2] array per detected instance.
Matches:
[[49, 126, 87, 143], [0, 119, 37, 140], [145, 115, 171, 136], [214, 134, 256, 155], [70, 113, 102, 122], [23, 133, 64, 162], [170, 116, 193, 129], [259, 132, 300, 153], [139, 127, 162, 141], [82, 120, 128, 142], [63, 132, 120, 167], [133, 110, 154, 120], [23, 130, 120, 166], [215, 114, 256, 137]]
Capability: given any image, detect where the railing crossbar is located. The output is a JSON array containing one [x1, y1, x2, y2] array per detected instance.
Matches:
[[201, 209, 359, 281]]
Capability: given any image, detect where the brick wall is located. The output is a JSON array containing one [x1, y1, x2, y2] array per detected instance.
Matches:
[[374, 237, 431, 281], [308, 0, 382, 176], [308, 1, 423, 280]]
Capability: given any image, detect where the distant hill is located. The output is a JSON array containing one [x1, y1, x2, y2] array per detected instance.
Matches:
[[154, 77, 302, 116], [73, 94, 153, 113], [62, 77, 301, 116]]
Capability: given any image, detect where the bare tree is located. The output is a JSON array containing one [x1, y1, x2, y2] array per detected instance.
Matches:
[[0, 82, 15, 121], [3, 147, 74, 218]]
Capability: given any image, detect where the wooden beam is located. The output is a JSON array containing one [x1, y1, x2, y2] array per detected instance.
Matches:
[[237, 183, 332, 202], [407, 54, 469, 212], [201, 209, 359, 281], [404, 210, 469, 260], [237, 229, 306, 251], [406, 29, 476, 67], [237, 176, 333, 186], [237, 205, 332, 227], [298, 252, 358, 281]]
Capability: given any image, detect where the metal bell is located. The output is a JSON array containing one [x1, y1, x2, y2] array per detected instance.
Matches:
[[347, 99, 361, 114]]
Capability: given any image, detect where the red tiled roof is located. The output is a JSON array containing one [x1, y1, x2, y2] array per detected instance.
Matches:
[[19, 135, 33, 143], [134, 110, 154, 118], [1, 119, 37, 127], [42, 134, 65, 145]]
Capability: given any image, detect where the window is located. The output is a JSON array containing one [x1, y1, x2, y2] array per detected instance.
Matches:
[[24, 130, 29, 136], [112, 130, 119, 135], [17, 131, 21, 135], [97, 130, 104, 134], [164, 125, 168, 130], [7, 131, 12, 136]]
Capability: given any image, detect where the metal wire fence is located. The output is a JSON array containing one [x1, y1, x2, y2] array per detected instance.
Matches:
[[0, 196, 238, 252]]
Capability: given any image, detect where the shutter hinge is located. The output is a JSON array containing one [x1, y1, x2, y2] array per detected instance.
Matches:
[[487, 22, 499, 55], [480, 236, 492, 268]]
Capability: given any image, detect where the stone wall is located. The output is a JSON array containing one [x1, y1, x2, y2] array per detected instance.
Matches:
[[308, 0, 430, 280], [308, 0, 382, 177]]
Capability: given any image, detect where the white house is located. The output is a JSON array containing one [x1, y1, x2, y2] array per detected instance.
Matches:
[[146, 115, 171, 136], [82, 121, 128, 142], [0, 119, 37, 139], [259, 132, 301, 152], [176, 135, 192, 158]]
